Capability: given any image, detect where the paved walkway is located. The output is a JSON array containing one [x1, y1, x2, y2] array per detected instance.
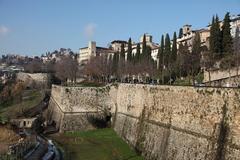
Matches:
[[25, 137, 48, 160]]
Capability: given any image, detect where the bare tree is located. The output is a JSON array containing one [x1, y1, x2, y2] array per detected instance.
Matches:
[[24, 60, 43, 73], [55, 55, 79, 84]]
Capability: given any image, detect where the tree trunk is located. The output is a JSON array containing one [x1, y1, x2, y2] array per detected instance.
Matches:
[[208, 70, 211, 86]]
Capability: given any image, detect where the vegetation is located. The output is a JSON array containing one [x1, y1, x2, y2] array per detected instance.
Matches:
[[127, 38, 133, 62], [0, 76, 44, 123], [2, 12, 237, 87], [51, 128, 144, 160], [208, 12, 237, 69], [81, 12, 239, 86], [66, 81, 106, 87], [0, 89, 44, 123]]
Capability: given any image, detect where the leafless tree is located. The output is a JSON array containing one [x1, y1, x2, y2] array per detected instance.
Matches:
[[24, 60, 43, 73], [55, 55, 79, 84]]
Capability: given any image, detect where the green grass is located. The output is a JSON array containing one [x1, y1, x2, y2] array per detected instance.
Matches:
[[51, 129, 144, 160], [0, 90, 44, 122]]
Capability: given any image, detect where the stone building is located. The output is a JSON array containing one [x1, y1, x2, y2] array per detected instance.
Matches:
[[177, 14, 240, 52], [177, 24, 210, 51], [110, 40, 128, 52], [230, 14, 240, 37], [131, 34, 159, 61], [11, 118, 37, 129], [108, 34, 159, 62], [78, 41, 115, 64]]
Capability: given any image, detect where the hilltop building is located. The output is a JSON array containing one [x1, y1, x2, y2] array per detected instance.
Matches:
[[78, 14, 240, 66], [112, 34, 159, 61], [110, 40, 128, 52], [177, 25, 210, 51], [78, 41, 115, 64], [231, 14, 240, 37], [177, 14, 240, 51], [79, 34, 160, 65]]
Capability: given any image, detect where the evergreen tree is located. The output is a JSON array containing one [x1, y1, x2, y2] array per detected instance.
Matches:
[[215, 15, 222, 54], [112, 52, 119, 75], [146, 46, 152, 61], [177, 42, 190, 78], [182, 42, 192, 83], [127, 38, 132, 62], [135, 43, 141, 63], [209, 16, 216, 53], [178, 28, 183, 38], [221, 12, 233, 55], [209, 15, 222, 58], [158, 35, 165, 82], [233, 27, 240, 73], [158, 35, 165, 69], [169, 32, 178, 82], [141, 34, 147, 60], [164, 33, 171, 66], [190, 32, 202, 83], [120, 43, 125, 61], [172, 32, 177, 62]]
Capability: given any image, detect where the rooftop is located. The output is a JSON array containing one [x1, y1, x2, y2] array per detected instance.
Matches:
[[111, 40, 128, 44]]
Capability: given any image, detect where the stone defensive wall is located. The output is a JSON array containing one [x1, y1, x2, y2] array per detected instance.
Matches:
[[47, 83, 240, 160], [46, 84, 115, 132]]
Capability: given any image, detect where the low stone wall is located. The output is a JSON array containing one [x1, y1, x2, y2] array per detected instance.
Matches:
[[203, 68, 240, 87], [47, 83, 240, 159], [205, 75, 240, 87]]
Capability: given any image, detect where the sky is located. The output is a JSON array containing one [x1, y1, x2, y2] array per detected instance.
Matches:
[[0, 0, 239, 56]]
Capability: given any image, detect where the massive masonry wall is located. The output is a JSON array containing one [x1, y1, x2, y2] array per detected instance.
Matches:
[[47, 84, 240, 160], [47, 85, 115, 132]]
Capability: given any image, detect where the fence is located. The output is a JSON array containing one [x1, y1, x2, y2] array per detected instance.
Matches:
[[0, 136, 37, 160]]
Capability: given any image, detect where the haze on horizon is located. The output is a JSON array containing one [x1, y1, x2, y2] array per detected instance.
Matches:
[[0, 0, 239, 56]]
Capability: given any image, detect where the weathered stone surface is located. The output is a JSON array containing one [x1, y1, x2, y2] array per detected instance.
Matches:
[[47, 83, 240, 160]]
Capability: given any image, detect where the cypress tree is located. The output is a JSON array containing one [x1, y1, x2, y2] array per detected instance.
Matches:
[[112, 52, 119, 75], [222, 12, 233, 55], [159, 35, 165, 84], [191, 32, 201, 77], [209, 15, 222, 58], [120, 43, 125, 61], [178, 28, 183, 38], [158, 35, 165, 70], [164, 33, 171, 66], [142, 34, 147, 59], [215, 15, 222, 54], [172, 32, 177, 62], [209, 16, 216, 54], [135, 43, 141, 63], [127, 38, 132, 62], [146, 46, 152, 61], [176, 43, 184, 77], [233, 27, 240, 70]]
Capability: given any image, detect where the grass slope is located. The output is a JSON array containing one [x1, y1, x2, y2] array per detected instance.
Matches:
[[0, 90, 43, 122], [51, 128, 144, 160]]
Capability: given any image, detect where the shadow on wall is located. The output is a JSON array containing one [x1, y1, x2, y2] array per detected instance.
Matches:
[[87, 114, 111, 128]]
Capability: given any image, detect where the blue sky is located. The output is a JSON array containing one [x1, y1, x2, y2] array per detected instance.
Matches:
[[0, 0, 239, 56]]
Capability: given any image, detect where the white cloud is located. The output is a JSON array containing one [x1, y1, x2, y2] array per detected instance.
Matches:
[[0, 25, 9, 35], [84, 23, 96, 39]]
